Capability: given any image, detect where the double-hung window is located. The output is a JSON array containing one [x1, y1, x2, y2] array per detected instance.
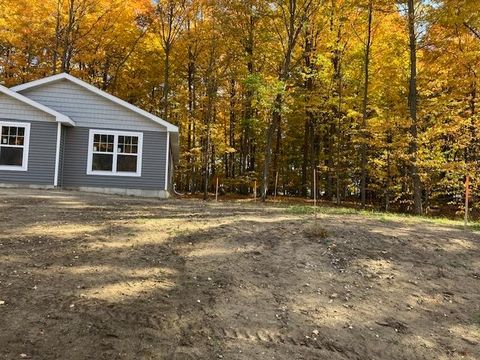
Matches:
[[87, 129, 143, 176], [0, 121, 30, 171]]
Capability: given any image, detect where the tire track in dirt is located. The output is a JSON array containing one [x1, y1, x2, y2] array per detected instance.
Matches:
[[210, 326, 356, 358], [163, 218, 357, 359]]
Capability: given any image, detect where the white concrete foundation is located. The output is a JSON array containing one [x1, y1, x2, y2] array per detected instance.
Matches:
[[0, 183, 55, 190], [0, 183, 170, 199], [75, 186, 171, 199]]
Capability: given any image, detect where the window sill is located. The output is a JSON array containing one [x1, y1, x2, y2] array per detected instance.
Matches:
[[0, 166, 27, 172], [86, 171, 141, 177]]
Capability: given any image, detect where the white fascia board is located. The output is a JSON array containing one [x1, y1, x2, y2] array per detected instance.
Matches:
[[11, 73, 177, 132], [0, 84, 75, 126]]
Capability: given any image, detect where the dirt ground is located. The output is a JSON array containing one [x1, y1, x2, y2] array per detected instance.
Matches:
[[0, 189, 479, 360]]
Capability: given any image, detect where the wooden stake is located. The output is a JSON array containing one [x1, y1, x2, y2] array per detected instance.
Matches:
[[465, 174, 470, 228], [254, 181, 257, 201], [215, 177, 219, 202], [274, 171, 279, 201]]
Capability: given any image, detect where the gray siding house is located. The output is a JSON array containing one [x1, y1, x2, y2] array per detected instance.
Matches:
[[0, 73, 178, 198]]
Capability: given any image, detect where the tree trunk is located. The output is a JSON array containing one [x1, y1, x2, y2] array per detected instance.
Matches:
[[186, 37, 196, 192], [330, 21, 343, 204], [360, 0, 373, 209], [61, 0, 76, 73], [203, 124, 210, 200], [301, 116, 311, 197], [325, 127, 334, 199], [407, 0, 423, 215], [261, 0, 313, 201], [203, 95, 212, 200], [163, 43, 171, 120], [272, 118, 282, 189], [52, 0, 62, 74], [241, 8, 256, 175], [301, 26, 315, 198], [203, 38, 217, 200], [262, 94, 282, 200], [385, 149, 391, 212], [229, 78, 236, 178]]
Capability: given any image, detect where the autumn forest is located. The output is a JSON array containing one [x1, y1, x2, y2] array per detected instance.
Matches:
[[0, 0, 479, 216]]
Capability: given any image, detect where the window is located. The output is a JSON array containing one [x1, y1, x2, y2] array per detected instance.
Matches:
[[0, 121, 30, 171], [87, 129, 142, 176]]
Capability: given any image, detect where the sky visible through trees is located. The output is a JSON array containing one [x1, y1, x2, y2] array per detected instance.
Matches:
[[0, 0, 479, 217]]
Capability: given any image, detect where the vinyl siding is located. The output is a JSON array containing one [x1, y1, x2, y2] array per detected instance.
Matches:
[[19, 79, 167, 132], [63, 127, 167, 190], [0, 120, 57, 185], [0, 94, 54, 122]]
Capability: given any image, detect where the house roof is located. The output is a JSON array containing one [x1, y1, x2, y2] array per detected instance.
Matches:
[[11, 73, 179, 133], [0, 84, 75, 126]]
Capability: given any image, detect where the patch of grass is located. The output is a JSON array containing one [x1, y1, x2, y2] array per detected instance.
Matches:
[[285, 204, 480, 232], [377, 215, 390, 223], [286, 205, 358, 216], [473, 313, 480, 327], [303, 223, 329, 240], [470, 222, 480, 232]]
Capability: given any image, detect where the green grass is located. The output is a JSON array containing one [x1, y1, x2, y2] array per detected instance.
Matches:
[[473, 313, 480, 328], [285, 204, 480, 231], [286, 205, 358, 216]]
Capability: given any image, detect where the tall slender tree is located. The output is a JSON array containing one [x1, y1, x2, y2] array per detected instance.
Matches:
[[154, 0, 190, 119], [360, 0, 373, 208], [407, 0, 423, 214], [262, 0, 317, 201]]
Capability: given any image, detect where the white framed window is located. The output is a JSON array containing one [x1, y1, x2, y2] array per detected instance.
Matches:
[[0, 121, 30, 171], [87, 129, 143, 177]]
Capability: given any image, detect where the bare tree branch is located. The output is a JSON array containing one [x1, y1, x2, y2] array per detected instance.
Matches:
[[464, 21, 480, 40]]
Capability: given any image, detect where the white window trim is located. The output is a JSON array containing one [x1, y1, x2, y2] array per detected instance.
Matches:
[[86, 129, 143, 177], [0, 121, 30, 172]]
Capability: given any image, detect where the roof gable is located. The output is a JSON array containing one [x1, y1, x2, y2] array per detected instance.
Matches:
[[0, 84, 74, 125], [11, 73, 178, 132]]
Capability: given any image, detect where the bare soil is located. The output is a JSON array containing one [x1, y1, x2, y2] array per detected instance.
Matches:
[[0, 188, 479, 360]]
